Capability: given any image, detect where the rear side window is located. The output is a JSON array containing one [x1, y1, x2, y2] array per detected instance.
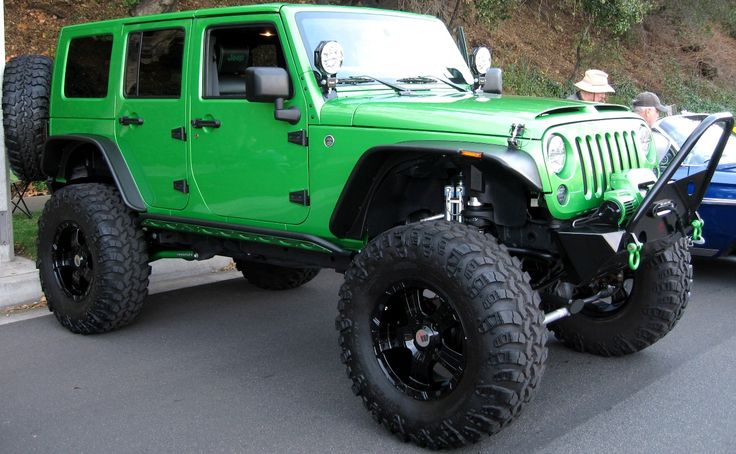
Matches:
[[125, 29, 185, 98], [64, 35, 113, 98]]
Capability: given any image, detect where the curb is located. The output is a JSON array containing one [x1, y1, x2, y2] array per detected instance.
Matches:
[[0, 257, 42, 308], [0, 256, 238, 310]]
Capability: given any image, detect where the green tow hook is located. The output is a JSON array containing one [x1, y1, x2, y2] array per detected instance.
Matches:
[[691, 219, 704, 242], [626, 236, 643, 271]]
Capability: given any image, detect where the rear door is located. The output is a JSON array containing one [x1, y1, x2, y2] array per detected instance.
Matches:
[[189, 14, 310, 224], [116, 20, 191, 210]]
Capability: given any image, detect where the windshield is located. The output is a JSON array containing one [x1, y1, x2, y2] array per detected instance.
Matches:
[[657, 116, 736, 166], [295, 12, 473, 88]]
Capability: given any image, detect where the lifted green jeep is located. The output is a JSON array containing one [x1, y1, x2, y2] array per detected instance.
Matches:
[[3, 3, 732, 449]]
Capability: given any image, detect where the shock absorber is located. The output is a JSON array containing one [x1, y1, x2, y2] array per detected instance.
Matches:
[[444, 177, 465, 222]]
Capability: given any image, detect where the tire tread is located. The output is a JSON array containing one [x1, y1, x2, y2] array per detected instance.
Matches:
[[38, 184, 150, 334], [336, 221, 547, 449]]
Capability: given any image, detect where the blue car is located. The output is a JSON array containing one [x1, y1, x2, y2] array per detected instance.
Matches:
[[654, 114, 736, 256]]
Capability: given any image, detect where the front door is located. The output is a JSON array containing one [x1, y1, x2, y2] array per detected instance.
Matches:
[[116, 20, 191, 210], [189, 15, 309, 224]]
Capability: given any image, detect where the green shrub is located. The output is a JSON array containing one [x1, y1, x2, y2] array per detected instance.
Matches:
[[504, 62, 571, 98], [607, 72, 640, 107], [473, 0, 525, 27], [662, 61, 736, 113]]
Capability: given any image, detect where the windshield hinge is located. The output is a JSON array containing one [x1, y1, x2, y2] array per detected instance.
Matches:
[[508, 123, 526, 149], [288, 130, 308, 146]]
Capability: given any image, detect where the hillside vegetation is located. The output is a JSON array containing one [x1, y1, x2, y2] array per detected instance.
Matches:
[[5, 0, 736, 112]]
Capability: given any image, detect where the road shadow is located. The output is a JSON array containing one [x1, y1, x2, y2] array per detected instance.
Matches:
[[5, 262, 735, 453]]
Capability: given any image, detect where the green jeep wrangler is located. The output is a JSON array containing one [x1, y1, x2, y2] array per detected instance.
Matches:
[[3, 3, 732, 449]]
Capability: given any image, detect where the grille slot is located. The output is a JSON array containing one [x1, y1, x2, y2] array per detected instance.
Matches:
[[575, 137, 590, 197]]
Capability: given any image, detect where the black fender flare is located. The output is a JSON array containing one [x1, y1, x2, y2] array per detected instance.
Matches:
[[329, 140, 543, 239], [43, 134, 146, 212]]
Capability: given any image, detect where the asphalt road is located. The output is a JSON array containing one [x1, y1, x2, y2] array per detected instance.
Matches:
[[2, 258, 736, 453]]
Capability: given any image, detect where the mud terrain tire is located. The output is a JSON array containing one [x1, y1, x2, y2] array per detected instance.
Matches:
[[336, 221, 547, 449], [547, 238, 692, 356], [2, 55, 52, 181], [235, 260, 320, 290], [37, 184, 150, 334]]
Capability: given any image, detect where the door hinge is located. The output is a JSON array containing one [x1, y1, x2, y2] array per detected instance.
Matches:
[[173, 179, 189, 194], [171, 126, 187, 141], [289, 189, 310, 206], [288, 130, 308, 146]]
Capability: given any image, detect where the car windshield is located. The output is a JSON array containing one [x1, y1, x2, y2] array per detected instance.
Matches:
[[657, 116, 736, 166], [295, 12, 473, 89]]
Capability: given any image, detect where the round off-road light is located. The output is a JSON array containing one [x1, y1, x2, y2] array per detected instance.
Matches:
[[471, 47, 492, 75], [547, 135, 566, 174], [315, 40, 344, 76], [557, 185, 569, 205]]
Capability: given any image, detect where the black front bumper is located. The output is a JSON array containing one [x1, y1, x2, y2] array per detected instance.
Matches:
[[557, 113, 734, 283]]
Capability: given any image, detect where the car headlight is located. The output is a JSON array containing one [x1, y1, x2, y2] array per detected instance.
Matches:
[[638, 125, 652, 153], [546, 135, 566, 174]]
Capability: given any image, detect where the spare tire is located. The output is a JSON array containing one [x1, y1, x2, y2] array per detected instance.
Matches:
[[2, 55, 53, 182]]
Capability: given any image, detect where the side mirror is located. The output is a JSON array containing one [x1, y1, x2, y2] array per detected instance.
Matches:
[[245, 67, 291, 102], [245, 67, 301, 124]]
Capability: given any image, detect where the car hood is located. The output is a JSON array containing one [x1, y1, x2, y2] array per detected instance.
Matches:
[[318, 92, 641, 139]]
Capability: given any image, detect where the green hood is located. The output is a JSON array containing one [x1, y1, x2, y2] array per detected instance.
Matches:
[[319, 92, 640, 139]]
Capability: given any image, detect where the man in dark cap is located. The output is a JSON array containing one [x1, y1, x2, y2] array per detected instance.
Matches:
[[632, 91, 673, 166], [632, 91, 670, 127]]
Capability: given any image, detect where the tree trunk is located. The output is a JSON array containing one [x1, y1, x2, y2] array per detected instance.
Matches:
[[130, 0, 178, 17], [569, 22, 591, 83]]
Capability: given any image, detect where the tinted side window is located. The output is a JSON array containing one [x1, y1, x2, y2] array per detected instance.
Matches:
[[64, 35, 113, 98], [204, 26, 287, 98], [125, 29, 185, 98]]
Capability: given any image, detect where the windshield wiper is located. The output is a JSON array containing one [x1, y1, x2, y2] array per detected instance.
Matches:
[[336, 75, 411, 95], [396, 75, 470, 92]]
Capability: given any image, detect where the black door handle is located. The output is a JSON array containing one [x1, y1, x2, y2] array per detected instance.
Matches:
[[119, 116, 144, 126], [192, 119, 221, 129]]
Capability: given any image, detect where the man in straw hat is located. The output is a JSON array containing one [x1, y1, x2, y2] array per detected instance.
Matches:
[[568, 69, 615, 102]]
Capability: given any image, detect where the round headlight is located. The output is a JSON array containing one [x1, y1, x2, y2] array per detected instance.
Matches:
[[471, 47, 492, 75], [546, 135, 566, 174], [315, 40, 344, 76], [638, 125, 652, 152]]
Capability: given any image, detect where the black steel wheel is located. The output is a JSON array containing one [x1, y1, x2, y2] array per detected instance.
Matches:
[[546, 237, 692, 356], [51, 221, 95, 300], [336, 221, 547, 449], [371, 282, 466, 401], [38, 184, 150, 334]]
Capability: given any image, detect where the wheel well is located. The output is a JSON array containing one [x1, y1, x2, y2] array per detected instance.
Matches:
[[330, 145, 539, 240], [43, 135, 146, 211], [46, 141, 113, 184]]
